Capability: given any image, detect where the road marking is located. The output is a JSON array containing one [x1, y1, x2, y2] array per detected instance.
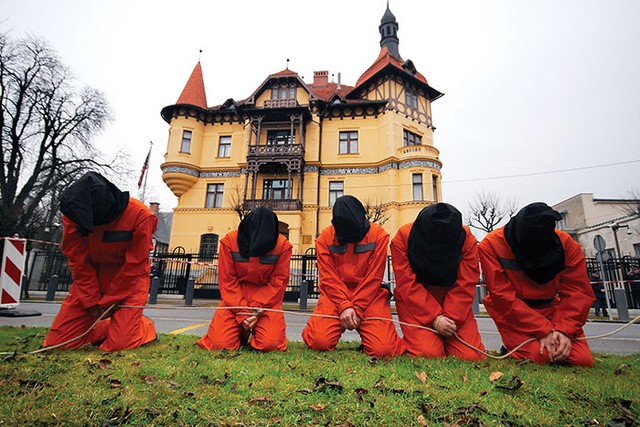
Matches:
[[167, 322, 209, 335]]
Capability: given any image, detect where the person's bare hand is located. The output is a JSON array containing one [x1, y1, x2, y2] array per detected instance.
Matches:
[[339, 308, 361, 330], [241, 315, 258, 332], [551, 331, 572, 362], [539, 332, 558, 362], [86, 305, 102, 318], [433, 315, 457, 337]]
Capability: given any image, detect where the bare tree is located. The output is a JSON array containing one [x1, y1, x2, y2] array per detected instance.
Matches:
[[364, 198, 390, 226], [228, 179, 250, 222], [0, 33, 113, 238], [466, 191, 518, 233], [621, 189, 640, 217]]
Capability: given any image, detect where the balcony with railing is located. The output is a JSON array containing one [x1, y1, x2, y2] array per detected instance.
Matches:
[[397, 144, 440, 160], [244, 198, 302, 211], [247, 143, 304, 158], [263, 99, 298, 108]]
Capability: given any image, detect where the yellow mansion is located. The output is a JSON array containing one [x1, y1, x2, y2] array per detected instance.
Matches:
[[161, 5, 444, 254]]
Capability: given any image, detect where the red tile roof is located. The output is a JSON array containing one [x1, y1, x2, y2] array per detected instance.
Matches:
[[176, 62, 207, 109], [270, 68, 299, 77], [355, 46, 428, 88], [310, 82, 354, 101]]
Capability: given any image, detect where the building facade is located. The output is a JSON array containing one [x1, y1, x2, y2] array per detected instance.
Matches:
[[553, 193, 640, 258], [160, 6, 443, 253]]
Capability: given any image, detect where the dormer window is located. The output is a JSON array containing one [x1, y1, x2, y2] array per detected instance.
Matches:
[[271, 85, 295, 100]]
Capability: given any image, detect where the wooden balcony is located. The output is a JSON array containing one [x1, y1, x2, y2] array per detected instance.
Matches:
[[244, 199, 302, 211], [263, 99, 298, 108], [247, 143, 304, 158]]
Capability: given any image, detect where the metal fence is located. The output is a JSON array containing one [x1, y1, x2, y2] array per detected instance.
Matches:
[[20, 249, 640, 309]]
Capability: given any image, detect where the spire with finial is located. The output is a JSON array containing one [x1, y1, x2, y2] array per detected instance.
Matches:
[[286, 58, 290, 70], [379, 1, 400, 58]]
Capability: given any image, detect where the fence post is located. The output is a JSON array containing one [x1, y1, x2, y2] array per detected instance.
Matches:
[[613, 288, 629, 321], [185, 278, 195, 306], [472, 285, 480, 316], [45, 274, 59, 301], [149, 277, 160, 305], [299, 280, 308, 310]]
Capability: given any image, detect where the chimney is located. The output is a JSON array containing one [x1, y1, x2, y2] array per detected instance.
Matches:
[[149, 202, 160, 215], [313, 70, 329, 87], [337, 72, 341, 90]]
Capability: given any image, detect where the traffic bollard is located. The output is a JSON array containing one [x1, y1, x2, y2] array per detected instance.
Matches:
[[613, 288, 629, 321], [45, 274, 59, 301], [149, 277, 160, 304], [299, 280, 309, 310], [185, 278, 195, 306]]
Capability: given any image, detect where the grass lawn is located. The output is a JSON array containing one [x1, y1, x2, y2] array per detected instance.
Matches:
[[0, 326, 638, 426]]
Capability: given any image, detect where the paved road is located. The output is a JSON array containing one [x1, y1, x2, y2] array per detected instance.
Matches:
[[1, 301, 639, 355]]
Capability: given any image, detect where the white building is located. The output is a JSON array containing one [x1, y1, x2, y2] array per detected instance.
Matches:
[[553, 193, 640, 258]]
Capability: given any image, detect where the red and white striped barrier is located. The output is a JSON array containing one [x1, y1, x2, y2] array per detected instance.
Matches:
[[0, 237, 27, 308]]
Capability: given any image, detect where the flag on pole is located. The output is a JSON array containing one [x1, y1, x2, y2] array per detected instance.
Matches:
[[138, 144, 152, 189]]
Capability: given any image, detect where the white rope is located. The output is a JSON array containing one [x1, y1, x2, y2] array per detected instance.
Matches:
[[2, 303, 638, 360]]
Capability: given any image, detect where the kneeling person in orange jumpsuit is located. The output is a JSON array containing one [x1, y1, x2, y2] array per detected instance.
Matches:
[[302, 195, 404, 357], [391, 203, 485, 360], [43, 172, 158, 351], [198, 207, 292, 352], [479, 202, 595, 367]]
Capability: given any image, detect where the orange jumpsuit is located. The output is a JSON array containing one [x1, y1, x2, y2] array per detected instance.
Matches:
[[302, 223, 404, 357], [43, 198, 158, 351], [479, 228, 595, 366], [198, 232, 292, 352], [391, 224, 485, 360]]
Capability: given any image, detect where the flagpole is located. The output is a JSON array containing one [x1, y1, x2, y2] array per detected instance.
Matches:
[[140, 141, 153, 203]]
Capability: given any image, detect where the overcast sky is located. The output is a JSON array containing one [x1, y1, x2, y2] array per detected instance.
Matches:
[[2, 0, 639, 220]]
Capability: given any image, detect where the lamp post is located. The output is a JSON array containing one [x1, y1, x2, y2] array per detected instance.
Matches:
[[610, 222, 629, 261]]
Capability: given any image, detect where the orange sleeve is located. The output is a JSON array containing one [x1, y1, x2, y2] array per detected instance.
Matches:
[[552, 236, 596, 338], [390, 226, 443, 326], [351, 227, 389, 318], [99, 214, 158, 307], [217, 235, 250, 321], [61, 216, 101, 309], [249, 239, 293, 308], [479, 236, 554, 339], [316, 230, 352, 312], [442, 230, 480, 325]]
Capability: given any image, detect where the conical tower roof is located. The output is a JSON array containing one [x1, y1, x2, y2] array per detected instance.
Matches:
[[176, 62, 207, 109]]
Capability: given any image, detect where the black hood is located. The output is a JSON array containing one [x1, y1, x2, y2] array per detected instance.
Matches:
[[331, 195, 370, 244], [60, 172, 129, 236], [408, 203, 466, 287], [504, 202, 565, 284], [237, 206, 279, 257]]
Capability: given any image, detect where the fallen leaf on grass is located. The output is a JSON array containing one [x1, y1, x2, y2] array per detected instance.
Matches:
[[310, 403, 326, 411], [415, 371, 427, 383], [373, 375, 406, 394], [184, 391, 195, 398], [368, 356, 378, 365], [313, 377, 343, 392], [462, 375, 468, 383], [131, 361, 141, 367], [488, 371, 504, 382], [493, 375, 523, 391], [166, 380, 180, 389], [417, 415, 428, 427], [614, 364, 630, 376], [109, 379, 123, 389], [141, 375, 157, 385], [296, 388, 312, 395], [97, 359, 113, 370], [248, 396, 273, 406], [354, 388, 368, 402]]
